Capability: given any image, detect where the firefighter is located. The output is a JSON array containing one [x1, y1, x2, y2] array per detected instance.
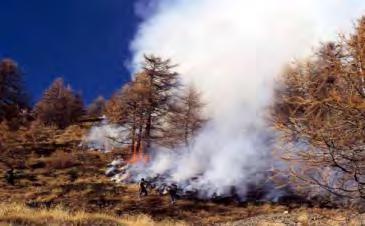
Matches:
[[168, 183, 178, 205], [139, 178, 148, 197], [5, 168, 15, 185]]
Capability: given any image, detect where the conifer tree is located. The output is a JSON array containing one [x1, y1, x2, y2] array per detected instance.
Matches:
[[105, 73, 150, 153], [0, 58, 28, 124], [106, 55, 181, 153], [34, 78, 84, 129], [141, 55, 179, 148], [273, 16, 365, 201], [168, 85, 206, 146]]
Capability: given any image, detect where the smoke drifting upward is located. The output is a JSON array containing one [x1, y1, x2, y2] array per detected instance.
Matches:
[[125, 0, 365, 198]]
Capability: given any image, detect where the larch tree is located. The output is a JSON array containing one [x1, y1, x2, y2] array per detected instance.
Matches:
[[0, 58, 29, 126], [105, 55, 183, 154], [168, 85, 207, 147], [34, 78, 84, 129], [141, 55, 180, 149], [272, 16, 365, 203], [105, 73, 150, 154]]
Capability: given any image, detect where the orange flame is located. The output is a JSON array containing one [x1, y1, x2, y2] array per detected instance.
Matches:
[[128, 143, 150, 164]]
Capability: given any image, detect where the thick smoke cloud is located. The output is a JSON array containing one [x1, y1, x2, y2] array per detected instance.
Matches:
[[126, 0, 365, 198]]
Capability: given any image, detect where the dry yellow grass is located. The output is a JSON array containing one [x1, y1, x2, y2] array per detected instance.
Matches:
[[296, 211, 309, 226], [3, 126, 364, 225], [0, 202, 188, 226]]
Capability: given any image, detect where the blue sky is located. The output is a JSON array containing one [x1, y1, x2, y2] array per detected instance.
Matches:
[[0, 0, 141, 104]]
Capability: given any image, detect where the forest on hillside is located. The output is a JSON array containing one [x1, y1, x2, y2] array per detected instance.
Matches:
[[2, 15, 365, 211], [0, 55, 206, 149]]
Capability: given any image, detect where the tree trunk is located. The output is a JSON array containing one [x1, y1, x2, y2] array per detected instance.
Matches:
[[184, 105, 192, 147], [145, 113, 152, 149], [130, 108, 137, 154], [136, 119, 144, 155], [145, 73, 154, 150]]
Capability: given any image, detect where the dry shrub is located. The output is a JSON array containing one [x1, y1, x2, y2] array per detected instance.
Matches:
[[45, 151, 78, 169]]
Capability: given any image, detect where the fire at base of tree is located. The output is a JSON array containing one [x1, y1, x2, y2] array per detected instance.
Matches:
[[102, 55, 207, 162]]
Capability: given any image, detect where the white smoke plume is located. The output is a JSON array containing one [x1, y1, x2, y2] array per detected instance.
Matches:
[[120, 0, 365, 198], [83, 119, 127, 152]]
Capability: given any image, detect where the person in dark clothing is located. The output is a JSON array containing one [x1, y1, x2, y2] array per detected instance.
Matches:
[[139, 178, 148, 197], [168, 184, 178, 205], [5, 168, 15, 185]]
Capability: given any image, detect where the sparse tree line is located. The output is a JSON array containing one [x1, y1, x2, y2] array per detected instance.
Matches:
[[0, 60, 90, 131], [0, 55, 206, 154]]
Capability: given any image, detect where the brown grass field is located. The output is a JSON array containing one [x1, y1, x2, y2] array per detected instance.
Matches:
[[1, 126, 365, 225]]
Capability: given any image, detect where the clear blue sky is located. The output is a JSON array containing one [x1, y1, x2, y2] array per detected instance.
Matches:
[[0, 0, 141, 104]]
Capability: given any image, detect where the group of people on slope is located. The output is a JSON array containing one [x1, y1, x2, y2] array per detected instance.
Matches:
[[139, 178, 178, 205]]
